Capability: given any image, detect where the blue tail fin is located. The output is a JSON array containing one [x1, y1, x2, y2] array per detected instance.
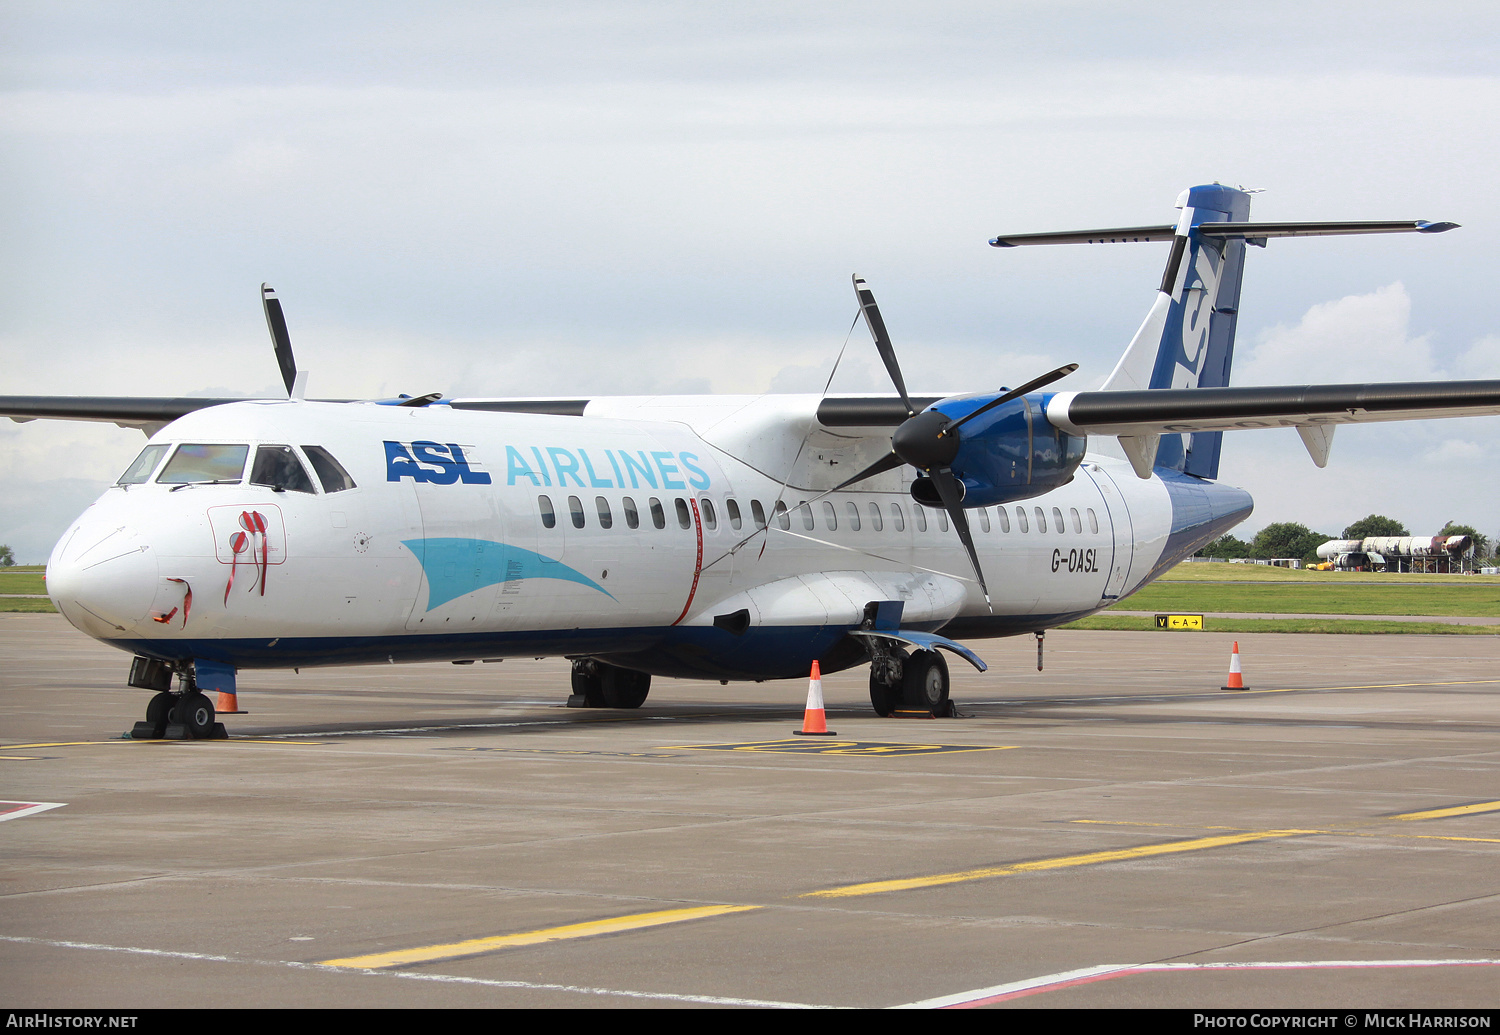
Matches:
[[1099, 184, 1252, 479]]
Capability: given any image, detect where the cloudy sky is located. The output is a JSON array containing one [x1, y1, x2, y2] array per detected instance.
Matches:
[[3, 2, 1497, 562]]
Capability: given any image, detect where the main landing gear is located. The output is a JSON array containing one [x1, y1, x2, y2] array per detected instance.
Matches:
[[127, 658, 227, 740], [868, 648, 953, 718], [568, 659, 652, 709]]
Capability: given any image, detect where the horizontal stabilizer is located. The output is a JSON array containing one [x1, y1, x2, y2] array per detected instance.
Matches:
[[990, 219, 1457, 247]]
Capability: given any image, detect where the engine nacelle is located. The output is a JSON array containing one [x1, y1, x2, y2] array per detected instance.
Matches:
[[917, 392, 1086, 508]]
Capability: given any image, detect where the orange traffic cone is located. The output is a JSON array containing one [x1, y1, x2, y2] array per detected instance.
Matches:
[[216, 690, 246, 715], [1222, 641, 1246, 690], [793, 661, 836, 736]]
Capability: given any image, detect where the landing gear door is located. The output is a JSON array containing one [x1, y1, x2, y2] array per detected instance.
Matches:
[[1083, 465, 1134, 602]]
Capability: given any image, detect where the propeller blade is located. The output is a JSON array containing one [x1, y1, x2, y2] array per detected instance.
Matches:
[[829, 450, 905, 493], [946, 363, 1079, 434], [261, 284, 298, 398], [930, 467, 989, 605], [852, 275, 915, 417]]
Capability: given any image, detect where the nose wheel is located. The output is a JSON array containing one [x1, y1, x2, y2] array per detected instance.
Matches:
[[129, 676, 228, 740]]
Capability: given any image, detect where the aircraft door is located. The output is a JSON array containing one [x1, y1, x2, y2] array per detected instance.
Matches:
[[1082, 465, 1134, 602], [402, 440, 506, 632]]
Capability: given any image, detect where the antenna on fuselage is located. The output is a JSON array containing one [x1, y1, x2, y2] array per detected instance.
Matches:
[[261, 284, 306, 399]]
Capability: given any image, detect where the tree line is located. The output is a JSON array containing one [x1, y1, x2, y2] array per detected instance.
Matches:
[[1198, 516, 1494, 565]]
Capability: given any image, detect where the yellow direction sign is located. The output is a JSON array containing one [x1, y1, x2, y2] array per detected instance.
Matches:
[[1155, 613, 1204, 630]]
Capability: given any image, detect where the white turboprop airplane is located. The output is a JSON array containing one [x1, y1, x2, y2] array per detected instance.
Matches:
[[5, 184, 1497, 739]]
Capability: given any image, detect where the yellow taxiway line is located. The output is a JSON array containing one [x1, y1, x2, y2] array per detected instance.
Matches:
[[1393, 800, 1500, 821], [801, 829, 1321, 899], [318, 904, 761, 969]]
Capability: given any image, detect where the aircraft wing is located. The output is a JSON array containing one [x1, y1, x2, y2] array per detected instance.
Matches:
[[1043, 380, 1500, 435]]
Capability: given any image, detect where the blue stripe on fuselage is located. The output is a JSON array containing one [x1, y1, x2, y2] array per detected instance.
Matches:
[[402, 537, 615, 610]]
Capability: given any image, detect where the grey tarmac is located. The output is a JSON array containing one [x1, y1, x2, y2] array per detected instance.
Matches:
[[2, 613, 1498, 1009]]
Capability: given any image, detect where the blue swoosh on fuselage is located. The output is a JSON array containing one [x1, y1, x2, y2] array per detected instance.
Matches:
[[401, 538, 615, 610]]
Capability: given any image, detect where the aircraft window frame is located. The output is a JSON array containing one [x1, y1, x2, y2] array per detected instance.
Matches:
[[595, 496, 613, 529], [1070, 507, 1082, 534], [250, 445, 316, 494], [997, 506, 1010, 533], [1053, 507, 1065, 534], [623, 496, 640, 529], [938, 509, 949, 532], [914, 505, 928, 532], [157, 444, 249, 486], [845, 502, 861, 531], [701, 498, 717, 530], [1034, 506, 1047, 534], [799, 502, 815, 531], [890, 503, 905, 532], [727, 499, 743, 530], [538, 495, 556, 529], [1016, 506, 1028, 533], [868, 502, 883, 532], [569, 495, 586, 529], [675, 497, 691, 529], [822, 502, 837, 531], [649, 497, 666, 530], [773, 500, 790, 530], [977, 508, 990, 533], [751, 500, 766, 530], [1087, 508, 1099, 534], [118, 444, 169, 485], [301, 446, 357, 493]]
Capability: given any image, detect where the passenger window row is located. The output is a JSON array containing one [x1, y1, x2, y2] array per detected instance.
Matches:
[[538, 494, 1101, 538]]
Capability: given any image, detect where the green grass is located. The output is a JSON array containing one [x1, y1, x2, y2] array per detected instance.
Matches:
[[1162, 562, 1484, 585], [0, 571, 48, 595], [1063, 614, 1500, 635], [1123, 580, 1500, 617], [0, 597, 56, 613]]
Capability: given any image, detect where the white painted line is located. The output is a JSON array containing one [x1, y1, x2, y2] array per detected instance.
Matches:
[[894, 958, 1500, 1008], [0, 801, 65, 822], [0, 935, 838, 1008]]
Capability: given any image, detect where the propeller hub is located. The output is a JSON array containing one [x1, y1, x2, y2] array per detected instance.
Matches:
[[892, 409, 960, 471]]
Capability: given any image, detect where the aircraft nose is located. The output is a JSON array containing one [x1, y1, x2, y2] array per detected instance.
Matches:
[[47, 519, 160, 637]]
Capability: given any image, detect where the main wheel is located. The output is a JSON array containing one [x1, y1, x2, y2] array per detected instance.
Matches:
[[902, 650, 950, 716], [143, 692, 175, 737], [869, 671, 901, 717], [600, 667, 651, 709], [176, 691, 216, 739]]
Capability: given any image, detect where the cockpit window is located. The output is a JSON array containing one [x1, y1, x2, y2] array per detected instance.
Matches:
[[250, 445, 316, 494], [301, 446, 357, 493], [118, 444, 169, 485], [157, 444, 249, 484]]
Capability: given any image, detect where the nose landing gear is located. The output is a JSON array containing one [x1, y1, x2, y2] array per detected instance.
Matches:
[[127, 657, 228, 740]]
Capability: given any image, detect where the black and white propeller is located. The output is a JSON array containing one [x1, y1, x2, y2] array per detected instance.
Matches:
[[837, 275, 1077, 602], [261, 284, 304, 399]]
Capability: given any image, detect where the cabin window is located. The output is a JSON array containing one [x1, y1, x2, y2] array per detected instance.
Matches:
[[1070, 507, 1082, 533], [977, 508, 990, 533], [158, 444, 249, 485], [822, 502, 837, 530], [773, 500, 790, 530], [1016, 506, 1028, 533], [751, 500, 766, 530], [649, 497, 666, 529], [938, 509, 949, 532], [996, 506, 1010, 533], [1053, 507, 1065, 534], [845, 502, 861, 531], [251, 445, 315, 493], [868, 502, 883, 531], [914, 505, 928, 532], [799, 502, 814, 530], [118, 444, 169, 485], [727, 499, 743, 530], [538, 495, 556, 528], [623, 496, 640, 529], [302, 446, 357, 493], [1034, 507, 1047, 533], [595, 496, 613, 529], [890, 503, 905, 532], [675, 498, 691, 528], [569, 495, 586, 528], [1087, 508, 1099, 534], [701, 498, 717, 530]]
